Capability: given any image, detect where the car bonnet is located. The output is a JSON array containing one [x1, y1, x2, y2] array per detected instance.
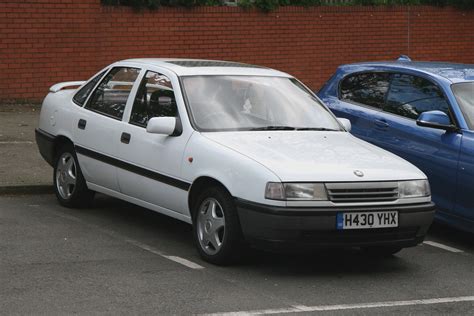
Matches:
[[202, 131, 426, 182]]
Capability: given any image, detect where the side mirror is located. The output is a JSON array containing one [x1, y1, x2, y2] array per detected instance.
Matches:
[[337, 118, 351, 132], [416, 111, 457, 132], [146, 117, 181, 136]]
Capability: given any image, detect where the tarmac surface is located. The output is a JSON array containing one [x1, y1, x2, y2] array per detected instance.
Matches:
[[1, 193, 473, 315], [1, 103, 473, 315]]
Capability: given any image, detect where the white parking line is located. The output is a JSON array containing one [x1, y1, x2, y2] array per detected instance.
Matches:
[[42, 208, 205, 270], [204, 296, 474, 315], [125, 239, 204, 270], [164, 255, 205, 270], [423, 241, 464, 253]]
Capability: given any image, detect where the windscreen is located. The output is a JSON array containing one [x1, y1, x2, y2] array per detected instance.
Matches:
[[182, 76, 342, 132], [452, 82, 474, 130]]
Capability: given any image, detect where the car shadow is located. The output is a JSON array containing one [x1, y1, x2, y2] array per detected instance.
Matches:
[[74, 194, 417, 274], [428, 221, 474, 250]]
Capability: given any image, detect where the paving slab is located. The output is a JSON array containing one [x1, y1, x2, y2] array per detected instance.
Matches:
[[0, 104, 52, 192]]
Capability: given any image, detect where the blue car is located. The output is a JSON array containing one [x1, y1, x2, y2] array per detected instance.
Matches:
[[318, 56, 474, 233]]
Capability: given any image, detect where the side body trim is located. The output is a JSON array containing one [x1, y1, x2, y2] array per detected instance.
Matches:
[[75, 145, 191, 191]]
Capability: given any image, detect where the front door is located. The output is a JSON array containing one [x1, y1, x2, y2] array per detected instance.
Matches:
[[116, 69, 192, 215], [370, 73, 461, 214], [454, 130, 474, 225]]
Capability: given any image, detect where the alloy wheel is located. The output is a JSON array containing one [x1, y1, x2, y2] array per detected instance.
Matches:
[[55, 152, 77, 199], [197, 198, 226, 255]]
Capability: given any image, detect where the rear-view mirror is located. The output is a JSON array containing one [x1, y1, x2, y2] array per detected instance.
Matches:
[[337, 118, 351, 132], [416, 111, 457, 132]]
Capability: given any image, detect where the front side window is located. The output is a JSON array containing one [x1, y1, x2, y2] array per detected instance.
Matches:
[[340, 72, 391, 108], [385, 74, 450, 120], [182, 76, 342, 132], [452, 82, 474, 130], [130, 71, 177, 127], [73, 70, 106, 106], [85, 67, 140, 120]]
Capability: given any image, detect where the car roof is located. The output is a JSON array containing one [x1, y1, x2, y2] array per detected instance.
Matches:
[[118, 58, 291, 77], [339, 59, 474, 84]]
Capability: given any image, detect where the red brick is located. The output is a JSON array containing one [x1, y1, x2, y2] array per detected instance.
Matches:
[[1, 2, 474, 101]]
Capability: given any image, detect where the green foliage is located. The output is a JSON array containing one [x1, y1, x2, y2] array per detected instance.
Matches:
[[101, 0, 474, 11], [253, 0, 280, 11], [352, 0, 474, 8], [102, 0, 160, 9]]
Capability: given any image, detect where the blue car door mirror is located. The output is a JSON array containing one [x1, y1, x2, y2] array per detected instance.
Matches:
[[416, 111, 457, 132]]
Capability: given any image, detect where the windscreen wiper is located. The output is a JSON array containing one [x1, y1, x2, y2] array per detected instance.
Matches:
[[296, 127, 340, 131], [250, 126, 296, 131]]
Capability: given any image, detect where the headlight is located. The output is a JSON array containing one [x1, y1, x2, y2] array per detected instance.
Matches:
[[398, 180, 431, 198], [265, 182, 328, 201]]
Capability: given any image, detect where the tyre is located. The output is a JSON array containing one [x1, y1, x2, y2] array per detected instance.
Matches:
[[192, 186, 244, 265], [362, 246, 403, 257], [53, 143, 94, 208]]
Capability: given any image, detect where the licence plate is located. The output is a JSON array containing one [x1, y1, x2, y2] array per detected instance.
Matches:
[[336, 211, 398, 230]]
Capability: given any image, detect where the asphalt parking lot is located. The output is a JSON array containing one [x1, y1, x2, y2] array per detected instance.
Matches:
[[1, 193, 473, 315]]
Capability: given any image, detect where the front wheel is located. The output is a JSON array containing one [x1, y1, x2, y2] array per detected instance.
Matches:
[[192, 186, 244, 265], [53, 143, 94, 208]]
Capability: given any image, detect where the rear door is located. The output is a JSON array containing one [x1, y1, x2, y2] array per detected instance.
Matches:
[[73, 66, 141, 191]]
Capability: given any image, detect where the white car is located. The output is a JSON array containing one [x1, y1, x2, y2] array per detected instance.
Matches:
[[36, 59, 435, 264]]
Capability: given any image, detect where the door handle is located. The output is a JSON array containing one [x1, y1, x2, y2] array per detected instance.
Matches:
[[374, 119, 389, 128], [121, 132, 131, 144], [78, 119, 87, 130]]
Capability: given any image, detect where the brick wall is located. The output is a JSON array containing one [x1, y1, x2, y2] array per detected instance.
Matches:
[[1, 1, 473, 102]]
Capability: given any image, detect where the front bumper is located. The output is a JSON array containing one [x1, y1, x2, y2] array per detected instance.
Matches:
[[236, 199, 435, 250]]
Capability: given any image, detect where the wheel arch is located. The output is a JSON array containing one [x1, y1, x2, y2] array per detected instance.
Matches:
[[53, 135, 74, 160], [188, 176, 233, 219]]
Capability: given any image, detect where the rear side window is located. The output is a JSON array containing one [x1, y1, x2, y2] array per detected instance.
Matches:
[[73, 70, 106, 106], [340, 72, 391, 108], [385, 74, 450, 120], [85, 67, 140, 120]]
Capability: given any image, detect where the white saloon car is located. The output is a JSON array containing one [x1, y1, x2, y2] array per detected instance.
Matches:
[[36, 59, 435, 264]]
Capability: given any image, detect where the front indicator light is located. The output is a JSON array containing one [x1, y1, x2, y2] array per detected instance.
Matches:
[[265, 182, 285, 200]]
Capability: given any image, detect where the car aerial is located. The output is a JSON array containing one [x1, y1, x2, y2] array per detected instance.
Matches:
[[36, 58, 435, 265], [319, 56, 474, 233]]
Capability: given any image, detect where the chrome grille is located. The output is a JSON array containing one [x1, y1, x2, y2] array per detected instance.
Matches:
[[326, 182, 399, 203]]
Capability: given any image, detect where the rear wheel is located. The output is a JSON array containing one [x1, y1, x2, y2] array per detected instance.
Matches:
[[192, 186, 244, 265], [53, 143, 94, 208]]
